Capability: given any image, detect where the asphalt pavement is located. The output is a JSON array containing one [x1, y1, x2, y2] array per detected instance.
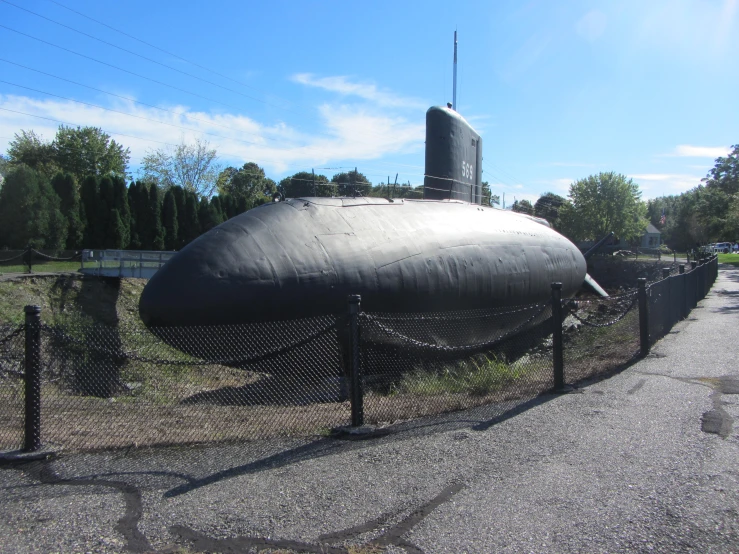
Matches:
[[1, 267, 738, 553]]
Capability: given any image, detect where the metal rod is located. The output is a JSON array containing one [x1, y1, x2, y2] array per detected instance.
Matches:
[[452, 30, 457, 111], [24, 305, 41, 452], [638, 278, 649, 358], [551, 283, 564, 390], [348, 294, 363, 427]]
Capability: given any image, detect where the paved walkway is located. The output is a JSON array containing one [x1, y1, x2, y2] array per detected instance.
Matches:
[[1, 267, 737, 553]]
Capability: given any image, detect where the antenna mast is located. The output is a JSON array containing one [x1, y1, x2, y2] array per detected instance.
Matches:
[[452, 30, 458, 111]]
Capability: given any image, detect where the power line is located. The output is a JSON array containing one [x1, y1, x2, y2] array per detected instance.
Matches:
[[0, 23, 254, 114], [0, 79, 281, 150], [45, 0, 294, 106], [0, 0, 297, 114], [0, 62, 308, 146]]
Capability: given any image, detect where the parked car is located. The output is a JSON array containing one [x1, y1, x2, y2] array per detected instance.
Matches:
[[712, 242, 732, 254]]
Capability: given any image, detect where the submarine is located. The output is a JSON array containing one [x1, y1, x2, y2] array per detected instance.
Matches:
[[139, 106, 596, 358]]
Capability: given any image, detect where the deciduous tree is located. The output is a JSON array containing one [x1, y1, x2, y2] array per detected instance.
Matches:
[[558, 172, 647, 243], [141, 138, 221, 197]]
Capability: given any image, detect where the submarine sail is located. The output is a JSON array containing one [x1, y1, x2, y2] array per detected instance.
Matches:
[[424, 106, 482, 204]]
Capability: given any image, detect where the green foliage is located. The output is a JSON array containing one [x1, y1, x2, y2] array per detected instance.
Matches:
[[182, 191, 201, 245], [147, 184, 165, 250], [53, 126, 130, 179], [216, 162, 276, 207], [107, 208, 126, 249], [50, 172, 84, 249], [534, 192, 565, 227], [511, 199, 534, 215], [702, 144, 739, 195], [278, 171, 334, 197], [559, 172, 647, 243], [0, 165, 67, 249], [6, 130, 58, 179], [79, 175, 99, 248], [127, 181, 142, 249], [162, 188, 179, 250], [198, 196, 224, 234], [97, 177, 114, 249], [112, 176, 131, 248], [331, 169, 372, 196]]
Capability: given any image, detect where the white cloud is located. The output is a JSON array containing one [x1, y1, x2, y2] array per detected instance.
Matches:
[[629, 173, 703, 197], [671, 144, 731, 158], [292, 74, 426, 109], [576, 10, 607, 42], [0, 94, 425, 176]]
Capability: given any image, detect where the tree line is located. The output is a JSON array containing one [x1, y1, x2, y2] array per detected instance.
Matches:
[[2, 123, 734, 253]]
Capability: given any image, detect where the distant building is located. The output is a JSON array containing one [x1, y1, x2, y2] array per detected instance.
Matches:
[[641, 223, 661, 248]]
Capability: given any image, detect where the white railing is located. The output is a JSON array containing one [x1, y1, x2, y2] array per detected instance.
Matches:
[[80, 250, 176, 279]]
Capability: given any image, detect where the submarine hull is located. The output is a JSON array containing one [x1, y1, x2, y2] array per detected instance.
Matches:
[[139, 197, 585, 360]]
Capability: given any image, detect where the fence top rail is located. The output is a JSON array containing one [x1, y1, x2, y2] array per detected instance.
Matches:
[[81, 250, 177, 262]]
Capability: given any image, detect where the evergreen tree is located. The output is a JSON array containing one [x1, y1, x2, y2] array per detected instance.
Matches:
[[182, 191, 200, 246], [111, 176, 130, 248], [97, 177, 114, 248], [107, 208, 126, 249], [0, 165, 67, 249], [148, 184, 165, 250], [79, 175, 99, 248], [198, 197, 222, 234], [127, 181, 141, 249], [170, 185, 187, 248], [50, 172, 84, 249], [162, 188, 179, 250]]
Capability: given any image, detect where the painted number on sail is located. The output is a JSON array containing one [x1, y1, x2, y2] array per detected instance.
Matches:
[[462, 160, 474, 180]]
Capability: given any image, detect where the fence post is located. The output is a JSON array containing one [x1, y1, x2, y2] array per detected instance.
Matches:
[[348, 295, 364, 427], [679, 264, 684, 274], [551, 283, 565, 391], [662, 268, 670, 279], [691, 261, 697, 270], [638, 278, 649, 358], [24, 305, 42, 452]]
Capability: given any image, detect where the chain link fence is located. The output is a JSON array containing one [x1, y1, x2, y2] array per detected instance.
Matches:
[[0, 256, 718, 454]]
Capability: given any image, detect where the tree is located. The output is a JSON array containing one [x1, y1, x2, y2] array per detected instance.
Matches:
[[558, 172, 648, 243], [278, 171, 334, 198], [140, 138, 221, 197], [111, 176, 131, 248], [53, 126, 130, 179], [331, 170, 371, 196], [511, 199, 534, 215], [0, 154, 9, 190], [0, 165, 67, 249], [181, 191, 201, 245], [534, 192, 566, 227], [107, 208, 126, 249], [50, 172, 84, 249], [216, 162, 276, 206], [162, 188, 179, 250], [6, 130, 58, 179], [147, 184, 165, 250], [702, 144, 739, 195], [79, 175, 99, 247]]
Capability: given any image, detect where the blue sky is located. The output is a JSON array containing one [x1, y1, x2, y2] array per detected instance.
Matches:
[[0, 0, 737, 203]]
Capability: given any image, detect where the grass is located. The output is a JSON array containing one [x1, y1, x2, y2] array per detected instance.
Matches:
[[392, 354, 535, 397], [717, 253, 739, 267], [0, 261, 81, 274]]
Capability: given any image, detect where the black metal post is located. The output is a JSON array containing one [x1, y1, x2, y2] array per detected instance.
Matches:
[[662, 268, 670, 279], [691, 261, 697, 270], [678, 264, 684, 274], [24, 305, 41, 452], [638, 278, 649, 358], [551, 283, 564, 391], [348, 294, 363, 427]]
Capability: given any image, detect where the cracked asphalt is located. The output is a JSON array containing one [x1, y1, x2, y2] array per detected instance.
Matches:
[[1, 266, 738, 553]]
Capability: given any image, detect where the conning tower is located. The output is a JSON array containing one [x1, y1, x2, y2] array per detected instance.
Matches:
[[423, 105, 483, 204]]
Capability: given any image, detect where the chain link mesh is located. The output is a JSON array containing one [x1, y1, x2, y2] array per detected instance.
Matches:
[[358, 303, 556, 425], [0, 257, 719, 453], [0, 324, 25, 449]]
